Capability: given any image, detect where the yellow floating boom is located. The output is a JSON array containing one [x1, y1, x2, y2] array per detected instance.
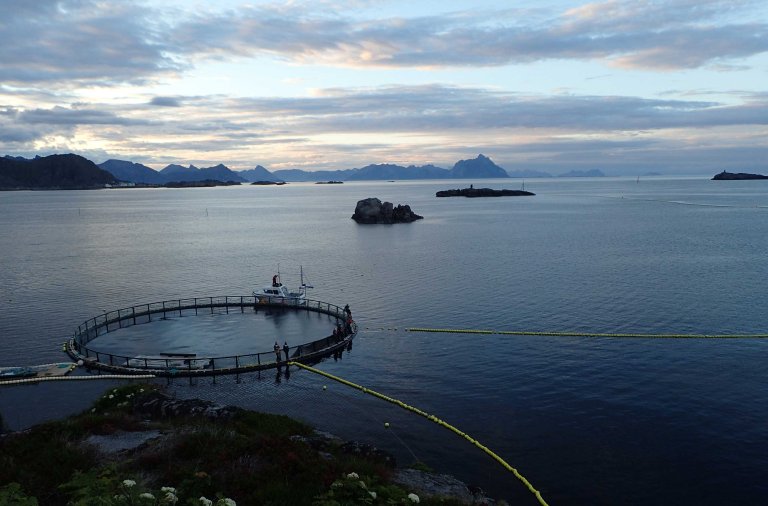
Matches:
[[405, 328, 768, 338], [289, 361, 550, 506]]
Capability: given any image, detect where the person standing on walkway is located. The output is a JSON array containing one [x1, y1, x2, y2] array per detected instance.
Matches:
[[283, 342, 290, 362], [274, 341, 282, 363]]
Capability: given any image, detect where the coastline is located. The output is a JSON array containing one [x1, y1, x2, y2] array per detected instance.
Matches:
[[0, 384, 502, 505]]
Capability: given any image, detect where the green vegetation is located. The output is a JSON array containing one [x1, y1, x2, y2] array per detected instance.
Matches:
[[0, 384, 468, 505]]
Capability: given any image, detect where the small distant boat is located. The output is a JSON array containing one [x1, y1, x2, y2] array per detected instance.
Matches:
[[254, 266, 313, 304]]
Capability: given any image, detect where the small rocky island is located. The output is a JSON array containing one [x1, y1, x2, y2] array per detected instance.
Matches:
[[352, 197, 423, 224], [436, 186, 535, 197], [712, 171, 768, 180], [251, 180, 286, 185]]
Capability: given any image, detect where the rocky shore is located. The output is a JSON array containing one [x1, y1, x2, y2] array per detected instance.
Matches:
[[1, 384, 503, 505]]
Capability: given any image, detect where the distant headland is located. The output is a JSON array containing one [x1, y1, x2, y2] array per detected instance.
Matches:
[[3, 152, 617, 190], [436, 187, 535, 198], [712, 171, 768, 180]]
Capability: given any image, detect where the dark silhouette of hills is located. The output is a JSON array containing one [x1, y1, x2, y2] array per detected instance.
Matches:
[[347, 163, 450, 180], [99, 159, 165, 184], [712, 171, 768, 180], [159, 163, 246, 183], [101, 154, 521, 182], [558, 169, 605, 177], [164, 179, 242, 187], [274, 155, 510, 181], [238, 165, 283, 183], [5, 153, 562, 186], [449, 154, 508, 178], [0, 154, 116, 190], [272, 168, 359, 182]]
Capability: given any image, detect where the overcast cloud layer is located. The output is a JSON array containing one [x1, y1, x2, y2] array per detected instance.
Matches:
[[1, 0, 767, 174]]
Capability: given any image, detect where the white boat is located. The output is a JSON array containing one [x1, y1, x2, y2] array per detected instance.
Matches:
[[253, 266, 313, 305]]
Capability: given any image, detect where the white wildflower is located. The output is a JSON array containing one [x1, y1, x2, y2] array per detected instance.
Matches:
[[164, 492, 179, 504], [140, 492, 155, 500], [161, 487, 176, 494], [331, 480, 343, 489], [358, 481, 367, 489], [140, 388, 145, 392], [346, 472, 359, 479], [109, 394, 114, 399], [122, 479, 136, 488], [216, 499, 236, 506], [369, 491, 377, 499], [198, 497, 213, 506], [408, 493, 420, 503]]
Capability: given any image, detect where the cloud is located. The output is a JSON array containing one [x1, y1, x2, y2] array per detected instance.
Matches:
[[4, 84, 766, 174], [166, 0, 768, 70], [18, 106, 150, 126], [149, 96, 183, 107], [0, 0, 181, 86], [214, 85, 768, 134], [2, 0, 766, 89]]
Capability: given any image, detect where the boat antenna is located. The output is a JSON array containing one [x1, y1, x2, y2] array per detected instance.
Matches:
[[300, 265, 314, 290]]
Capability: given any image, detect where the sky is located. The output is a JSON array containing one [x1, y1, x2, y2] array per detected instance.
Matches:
[[1, 0, 767, 175]]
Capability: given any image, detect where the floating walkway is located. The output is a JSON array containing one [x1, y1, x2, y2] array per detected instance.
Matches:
[[0, 362, 77, 385], [64, 295, 356, 377], [406, 327, 768, 339]]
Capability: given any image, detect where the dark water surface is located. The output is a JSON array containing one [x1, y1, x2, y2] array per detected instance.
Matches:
[[1, 177, 767, 505]]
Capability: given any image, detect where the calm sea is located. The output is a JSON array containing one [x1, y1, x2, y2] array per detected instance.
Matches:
[[1, 177, 767, 505]]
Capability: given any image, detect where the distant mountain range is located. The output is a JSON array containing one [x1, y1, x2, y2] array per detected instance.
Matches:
[[100, 159, 249, 184], [2, 153, 613, 190], [100, 153, 521, 183], [558, 169, 606, 178], [274, 154, 517, 181]]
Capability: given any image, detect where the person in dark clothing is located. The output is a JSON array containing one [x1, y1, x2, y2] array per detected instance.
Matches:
[[283, 342, 290, 362], [344, 304, 351, 318], [273, 341, 282, 362]]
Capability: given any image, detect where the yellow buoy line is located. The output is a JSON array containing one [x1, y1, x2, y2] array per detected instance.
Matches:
[[405, 328, 768, 339], [0, 374, 156, 386], [289, 361, 550, 506]]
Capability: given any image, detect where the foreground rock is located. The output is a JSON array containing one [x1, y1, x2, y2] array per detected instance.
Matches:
[[712, 171, 768, 180], [352, 197, 423, 223], [394, 469, 502, 505], [436, 187, 535, 197]]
